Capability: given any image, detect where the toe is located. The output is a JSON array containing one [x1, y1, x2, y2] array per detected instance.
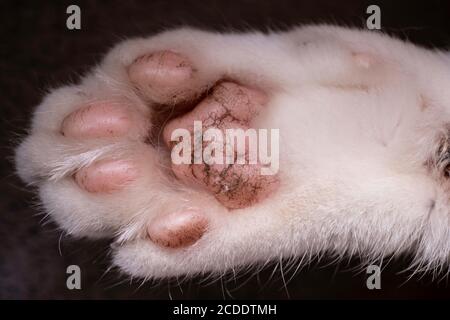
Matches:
[[127, 51, 194, 103], [61, 101, 147, 139], [147, 210, 208, 248], [75, 159, 138, 193]]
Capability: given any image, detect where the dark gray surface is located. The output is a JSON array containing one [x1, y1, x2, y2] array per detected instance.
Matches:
[[1, 0, 449, 299]]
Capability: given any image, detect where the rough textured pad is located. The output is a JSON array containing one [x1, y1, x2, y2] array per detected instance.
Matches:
[[163, 82, 279, 209]]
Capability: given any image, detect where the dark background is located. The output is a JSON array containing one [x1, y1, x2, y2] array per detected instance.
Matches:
[[1, 0, 450, 299]]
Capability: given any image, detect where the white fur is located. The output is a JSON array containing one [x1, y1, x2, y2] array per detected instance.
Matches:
[[15, 25, 450, 279]]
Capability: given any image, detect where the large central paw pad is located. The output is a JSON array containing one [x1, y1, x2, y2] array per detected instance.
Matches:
[[163, 82, 279, 209]]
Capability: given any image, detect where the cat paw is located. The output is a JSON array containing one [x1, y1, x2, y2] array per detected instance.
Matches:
[[17, 26, 430, 280], [15, 30, 283, 278]]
